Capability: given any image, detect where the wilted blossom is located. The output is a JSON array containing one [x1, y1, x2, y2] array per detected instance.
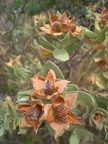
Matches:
[[38, 46, 52, 58], [43, 93, 80, 139], [33, 14, 45, 26], [40, 11, 82, 36], [31, 69, 69, 99], [67, 17, 82, 36], [95, 8, 108, 26], [92, 111, 106, 128], [17, 99, 44, 133], [40, 12, 69, 36], [6, 55, 22, 68]]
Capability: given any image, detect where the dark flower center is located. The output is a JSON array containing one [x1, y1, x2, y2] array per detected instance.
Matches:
[[54, 104, 69, 123], [71, 24, 76, 32], [27, 107, 41, 120], [93, 112, 105, 121], [52, 21, 62, 32], [42, 81, 54, 95]]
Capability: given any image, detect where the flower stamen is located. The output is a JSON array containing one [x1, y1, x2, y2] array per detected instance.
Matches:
[[52, 21, 62, 32], [26, 106, 41, 120], [54, 105, 69, 124]]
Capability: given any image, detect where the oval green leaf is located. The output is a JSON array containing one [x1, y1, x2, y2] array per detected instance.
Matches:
[[40, 61, 64, 79], [53, 48, 69, 61], [74, 91, 95, 107], [70, 133, 80, 144]]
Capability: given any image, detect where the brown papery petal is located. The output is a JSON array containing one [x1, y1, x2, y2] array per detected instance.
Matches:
[[53, 96, 65, 109], [30, 97, 44, 107], [45, 69, 56, 83], [16, 55, 22, 61], [76, 26, 82, 32], [53, 32, 64, 36], [65, 111, 80, 124], [38, 76, 45, 81], [46, 107, 55, 122], [41, 104, 53, 121], [95, 13, 101, 22], [68, 18, 75, 25], [59, 12, 68, 24], [31, 90, 46, 99], [49, 13, 58, 26], [30, 77, 43, 89], [17, 104, 31, 112], [65, 93, 78, 108], [20, 115, 32, 128], [50, 122, 69, 140], [102, 8, 108, 16], [55, 80, 70, 93], [40, 25, 52, 35], [33, 121, 42, 134], [61, 24, 68, 32]]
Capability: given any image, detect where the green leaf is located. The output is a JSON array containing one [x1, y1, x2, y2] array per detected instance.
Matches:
[[64, 84, 79, 92], [40, 61, 64, 79], [0, 109, 6, 122], [70, 133, 80, 144], [96, 69, 108, 89], [63, 37, 81, 53], [0, 126, 5, 137], [75, 91, 95, 107], [13, 64, 22, 77], [95, 32, 105, 44], [94, 20, 101, 33], [20, 67, 33, 80], [53, 48, 69, 61], [18, 89, 33, 99], [98, 121, 103, 130], [7, 102, 16, 116], [105, 132, 108, 141], [77, 127, 93, 141], [18, 128, 28, 134], [16, 97, 30, 104], [4, 118, 11, 131], [83, 28, 98, 39], [13, 117, 17, 130], [96, 96, 108, 110], [39, 36, 55, 51], [46, 121, 55, 135], [60, 32, 70, 44], [7, 79, 19, 90]]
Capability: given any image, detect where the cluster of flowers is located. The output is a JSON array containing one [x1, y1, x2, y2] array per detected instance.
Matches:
[[17, 69, 80, 139], [40, 11, 82, 36]]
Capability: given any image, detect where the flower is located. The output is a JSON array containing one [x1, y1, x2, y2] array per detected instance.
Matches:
[[17, 99, 44, 133], [33, 14, 45, 26], [31, 69, 69, 99], [2, 96, 12, 108], [44, 93, 80, 139], [95, 8, 108, 26], [94, 57, 107, 69], [38, 46, 52, 58], [84, 37, 107, 50], [40, 12, 68, 36], [67, 18, 82, 36], [6, 55, 22, 68], [92, 111, 106, 128]]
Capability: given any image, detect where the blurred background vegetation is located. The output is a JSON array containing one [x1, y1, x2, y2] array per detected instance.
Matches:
[[0, 0, 108, 144]]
